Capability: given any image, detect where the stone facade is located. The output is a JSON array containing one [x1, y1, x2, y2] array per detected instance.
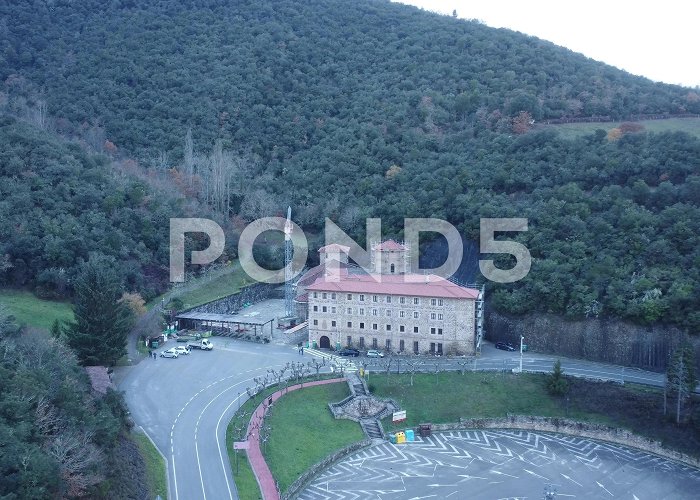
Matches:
[[308, 291, 476, 355]]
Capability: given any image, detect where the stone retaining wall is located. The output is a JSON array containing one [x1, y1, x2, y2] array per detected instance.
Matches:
[[180, 282, 280, 315], [282, 439, 372, 500], [427, 415, 700, 469]]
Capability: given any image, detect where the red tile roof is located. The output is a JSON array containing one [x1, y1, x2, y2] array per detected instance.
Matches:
[[306, 273, 479, 300], [294, 293, 308, 303], [374, 239, 405, 251]]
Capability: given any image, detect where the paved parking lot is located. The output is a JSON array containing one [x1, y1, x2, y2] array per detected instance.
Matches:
[[299, 430, 700, 499]]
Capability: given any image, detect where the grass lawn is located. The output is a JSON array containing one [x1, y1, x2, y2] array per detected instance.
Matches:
[[370, 371, 604, 432], [264, 382, 364, 494], [148, 260, 251, 311], [546, 117, 700, 140], [0, 289, 73, 330], [131, 430, 168, 499]]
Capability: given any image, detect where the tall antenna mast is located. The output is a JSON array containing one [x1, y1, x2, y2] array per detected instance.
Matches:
[[284, 206, 294, 317]]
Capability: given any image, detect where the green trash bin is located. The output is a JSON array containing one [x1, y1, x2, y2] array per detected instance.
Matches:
[[151, 340, 159, 349]]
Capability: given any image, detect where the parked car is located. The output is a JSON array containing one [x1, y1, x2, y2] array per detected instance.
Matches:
[[337, 348, 360, 357], [160, 348, 179, 358], [174, 345, 190, 356], [495, 342, 516, 351], [187, 338, 214, 350], [366, 349, 385, 358]]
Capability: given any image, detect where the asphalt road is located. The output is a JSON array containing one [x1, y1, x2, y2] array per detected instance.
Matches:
[[299, 430, 700, 499], [118, 340, 692, 500], [119, 339, 304, 500]]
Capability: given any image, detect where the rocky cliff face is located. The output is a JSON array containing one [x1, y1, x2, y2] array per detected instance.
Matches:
[[487, 311, 700, 372]]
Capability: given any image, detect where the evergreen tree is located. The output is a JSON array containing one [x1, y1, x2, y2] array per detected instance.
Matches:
[[64, 256, 134, 366], [547, 359, 569, 397]]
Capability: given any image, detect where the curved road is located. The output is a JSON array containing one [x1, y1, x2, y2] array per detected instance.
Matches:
[[119, 340, 302, 500], [118, 340, 689, 500]]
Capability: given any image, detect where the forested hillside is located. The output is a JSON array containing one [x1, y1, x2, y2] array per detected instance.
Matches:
[[0, 312, 148, 499], [1, 0, 699, 330], [0, 117, 182, 300]]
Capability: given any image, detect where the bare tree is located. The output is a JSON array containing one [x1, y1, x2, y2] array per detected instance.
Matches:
[[183, 128, 195, 186], [404, 359, 423, 386]]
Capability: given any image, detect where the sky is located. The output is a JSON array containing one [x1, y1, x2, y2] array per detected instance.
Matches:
[[394, 1, 700, 88]]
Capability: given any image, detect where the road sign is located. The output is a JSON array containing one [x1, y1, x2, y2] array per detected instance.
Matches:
[[392, 410, 407, 422]]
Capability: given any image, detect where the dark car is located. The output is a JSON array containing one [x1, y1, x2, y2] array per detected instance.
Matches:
[[495, 342, 516, 351], [337, 348, 360, 357]]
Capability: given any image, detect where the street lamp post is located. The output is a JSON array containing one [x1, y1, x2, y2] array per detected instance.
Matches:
[[519, 335, 524, 373]]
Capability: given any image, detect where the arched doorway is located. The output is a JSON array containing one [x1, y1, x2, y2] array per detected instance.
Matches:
[[319, 336, 330, 349]]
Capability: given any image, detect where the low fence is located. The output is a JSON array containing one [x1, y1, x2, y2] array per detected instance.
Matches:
[[179, 282, 280, 315]]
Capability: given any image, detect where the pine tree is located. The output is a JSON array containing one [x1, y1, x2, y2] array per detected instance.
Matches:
[[547, 359, 569, 397], [64, 256, 134, 366]]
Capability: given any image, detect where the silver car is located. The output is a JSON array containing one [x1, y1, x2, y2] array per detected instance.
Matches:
[[366, 349, 385, 358], [160, 348, 179, 358]]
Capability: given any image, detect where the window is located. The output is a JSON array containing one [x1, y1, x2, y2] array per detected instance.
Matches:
[[386, 324, 391, 331], [347, 294, 352, 300], [331, 293, 335, 299], [413, 297, 420, 305], [322, 293, 327, 299], [438, 313, 443, 320], [438, 299, 444, 306], [438, 328, 443, 335], [359, 337, 365, 348], [373, 295, 378, 303], [331, 320, 336, 327], [313, 319, 318, 326], [372, 338, 378, 349], [413, 341, 419, 354], [322, 306, 327, 313], [399, 311, 405, 318], [414, 326, 419, 333], [399, 325, 405, 333], [331, 306, 336, 313], [347, 336, 352, 346], [373, 309, 378, 316], [359, 308, 365, 315], [390, 263, 395, 273], [399, 339, 405, 351], [386, 310, 391, 317], [359, 294, 365, 302], [430, 313, 436, 320], [313, 292, 318, 298], [372, 323, 378, 330], [430, 327, 436, 335], [360, 322, 365, 329], [347, 321, 352, 328], [430, 342, 436, 354], [400, 297, 406, 304], [346, 307, 351, 314], [386, 339, 391, 350], [437, 343, 443, 355], [313, 305, 318, 312], [386, 296, 392, 304], [431, 298, 436, 306], [413, 312, 419, 319]]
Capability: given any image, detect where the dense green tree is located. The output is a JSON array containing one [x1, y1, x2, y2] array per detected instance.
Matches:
[[64, 256, 134, 366], [547, 360, 569, 397]]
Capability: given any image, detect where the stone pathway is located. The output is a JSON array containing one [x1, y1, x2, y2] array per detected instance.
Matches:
[[244, 378, 346, 500]]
